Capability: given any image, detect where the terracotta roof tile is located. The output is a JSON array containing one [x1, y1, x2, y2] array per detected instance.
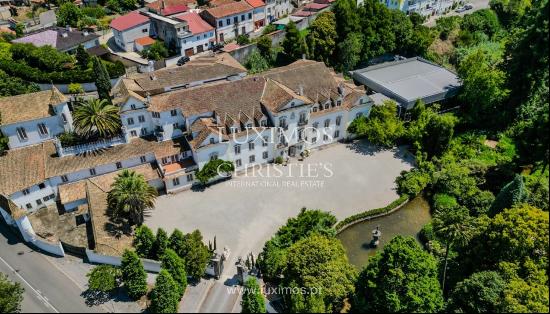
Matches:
[[245, 0, 265, 8], [110, 11, 150, 32], [0, 87, 67, 125], [174, 12, 214, 34], [203, 1, 253, 19]]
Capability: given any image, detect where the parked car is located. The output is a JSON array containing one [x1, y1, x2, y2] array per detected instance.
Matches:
[[464, 3, 474, 9], [177, 56, 190, 66], [455, 6, 466, 12], [212, 43, 224, 53]]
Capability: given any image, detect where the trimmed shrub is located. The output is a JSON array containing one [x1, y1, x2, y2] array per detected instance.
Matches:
[[334, 196, 409, 231]]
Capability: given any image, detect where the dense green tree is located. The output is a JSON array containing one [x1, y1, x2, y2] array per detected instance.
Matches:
[[57, 2, 82, 27], [432, 206, 475, 292], [153, 228, 169, 260], [133, 225, 155, 258], [306, 11, 337, 64], [86, 265, 121, 294], [336, 32, 362, 72], [245, 51, 270, 74], [0, 69, 40, 97], [490, 0, 532, 26], [259, 209, 337, 281], [92, 56, 113, 103], [447, 271, 506, 313], [120, 250, 147, 300], [161, 249, 187, 297], [357, 0, 395, 61], [354, 236, 443, 313], [332, 0, 360, 40], [283, 234, 356, 312], [0, 273, 24, 313], [241, 277, 266, 313], [457, 43, 510, 128], [75, 44, 90, 68], [140, 41, 169, 61], [282, 21, 307, 61], [149, 269, 180, 313], [256, 35, 272, 61], [488, 174, 527, 216], [179, 230, 210, 280], [73, 98, 121, 138], [168, 228, 186, 256], [347, 101, 404, 147], [396, 168, 431, 197], [108, 170, 158, 225], [195, 159, 234, 184], [460, 9, 501, 38]]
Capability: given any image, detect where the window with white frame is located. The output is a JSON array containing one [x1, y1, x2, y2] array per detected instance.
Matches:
[[152, 112, 161, 118], [140, 156, 147, 163], [234, 144, 241, 155], [23, 188, 30, 195], [249, 141, 255, 150], [173, 178, 180, 186], [262, 136, 268, 146], [138, 115, 145, 123], [235, 159, 242, 167], [89, 168, 96, 175], [170, 109, 177, 116], [336, 116, 342, 126], [16, 127, 27, 141], [127, 117, 135, 125], [324, 119, 330, 128], [61, 175, 68, 183], [130, 130, 138, 137], [334, 130, 340, 138], [37, 123, 48, 136], [263, 151, 268, 159], [210, 153, 218, 161], [323, 134, 329, 141], [186, 173, 193, 182], [249, 155, 255, 163], [116, 162, 122, 169]]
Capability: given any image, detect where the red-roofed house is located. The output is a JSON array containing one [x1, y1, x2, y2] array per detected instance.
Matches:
[[134, 36, 156, 52], [174, 12, 216, 56], [245, 0, 266, 29], [146, 0, 191, 16], [200, 1, 255, 42], [110, 11, 151, 52], [303, 2, 329, 11]]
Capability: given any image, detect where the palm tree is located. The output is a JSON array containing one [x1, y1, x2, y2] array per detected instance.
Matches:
[[108, 170, 158, 226], [432, 206, 475, 293], [73, 98, 121, 138]]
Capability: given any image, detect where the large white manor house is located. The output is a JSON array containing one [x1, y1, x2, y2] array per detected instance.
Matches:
[[0, 54, 372, 221]]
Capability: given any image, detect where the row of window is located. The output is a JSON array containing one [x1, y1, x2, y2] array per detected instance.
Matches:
[[234, 137, 269, 154], [235, 151, 269, 167], [310, 116, 343, 129], [16, 123, 48, 141], [25, 193, 55, 209], [172, 173, 194, 186], [312, 100, 342, 113], [218, 13, 253, 27], [310, 130, 340, 144]]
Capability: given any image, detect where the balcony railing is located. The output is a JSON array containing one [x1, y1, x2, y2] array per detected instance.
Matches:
[[55, 134, 128, 157]]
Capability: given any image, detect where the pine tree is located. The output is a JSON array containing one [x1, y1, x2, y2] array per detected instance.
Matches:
[[133, 225, 155, 258], [92, 56, 112, 103], [161, 249, 188, 297], [150, 269, 180, 313], [241, 277, 266, 313], [489, 174, 527, 216], [153, 228, 169, 259], [120, 250, 147, 300]]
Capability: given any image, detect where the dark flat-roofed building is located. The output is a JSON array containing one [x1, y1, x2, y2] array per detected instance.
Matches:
[[351, 57, 462, 110]]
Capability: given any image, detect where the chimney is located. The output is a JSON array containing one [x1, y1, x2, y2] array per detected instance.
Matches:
[[298, 84, 304, 96], [338, 82, 344, 96], [146, 92, 151, 104]]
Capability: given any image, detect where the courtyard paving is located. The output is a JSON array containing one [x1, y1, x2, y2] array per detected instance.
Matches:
[[146, 140, 413, 272]]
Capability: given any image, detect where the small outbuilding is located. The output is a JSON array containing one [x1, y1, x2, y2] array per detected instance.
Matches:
[[351, 57, 462, 111]]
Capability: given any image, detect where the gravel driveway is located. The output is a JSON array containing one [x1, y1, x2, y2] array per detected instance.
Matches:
[[146, 140, 413, 275]]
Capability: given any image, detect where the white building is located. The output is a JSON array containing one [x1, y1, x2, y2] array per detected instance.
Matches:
[[0, 59, 372, 219], [245, 0, 267, 30], [200, 1, 255, 42], [0, 88, 73, 150], [174, 12, 216, 56], [265, 0, 294, 22], [376, 0, 457, 16], [110, 11, 152, 52]]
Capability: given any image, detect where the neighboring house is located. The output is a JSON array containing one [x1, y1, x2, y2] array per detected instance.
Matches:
[[0, 88, 73, 150], [265, 0, 294, 22], [110, 11, 151, 52], [374, 0, 457, 16], [351, 57, 462, 113], [174, 12, 216, 56], [146, 11, 191, 52], [11, 26, 100, 53], [200, 1, 255, 42], [146, 0, 191, 16], [245, 0, 267, 30]]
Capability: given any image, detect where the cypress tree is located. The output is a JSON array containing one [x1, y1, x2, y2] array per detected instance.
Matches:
[[76, 44, 90, 68], [161, 249, 188, 297], [150, 269, 180, 313], [133, 225, 155, 258], [168, 229, 186, 256], [120, 250, 147, 300], [241, 277, 266, 313], [153, 228, 169, 260], [92, 56, 112, 103], [489, 174, 527, 216]]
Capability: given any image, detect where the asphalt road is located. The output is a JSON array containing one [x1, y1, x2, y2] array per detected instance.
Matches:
[[0, 222, 99, 313], [424, 0, 491, 26]]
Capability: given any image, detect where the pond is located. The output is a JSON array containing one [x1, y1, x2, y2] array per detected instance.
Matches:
[[337, 197, 432, 269]]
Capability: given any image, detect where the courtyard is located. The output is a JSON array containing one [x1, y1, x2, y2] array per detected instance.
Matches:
[[146, 140, 414, 276]]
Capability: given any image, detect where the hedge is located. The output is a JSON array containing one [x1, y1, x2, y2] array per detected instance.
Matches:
[[334, 195, 409, 231], [0, 59, 125, 83]]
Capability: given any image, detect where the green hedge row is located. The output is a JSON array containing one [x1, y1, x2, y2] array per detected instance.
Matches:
[[334, 195, 409, 231], [0, 59, 125, 83]]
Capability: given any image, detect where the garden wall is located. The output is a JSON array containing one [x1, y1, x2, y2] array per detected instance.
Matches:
[[85, 249, 162, 273], [37, 78, 120, 93]]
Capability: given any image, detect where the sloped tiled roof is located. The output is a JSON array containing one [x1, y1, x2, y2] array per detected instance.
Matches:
[[0, 87, 67, 125], [110, 11, 150, 32], [245, 0, 265, 8], [174, 12, 214, 34], [12, 27, 100, 51], [203, 1, 253, 18]]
